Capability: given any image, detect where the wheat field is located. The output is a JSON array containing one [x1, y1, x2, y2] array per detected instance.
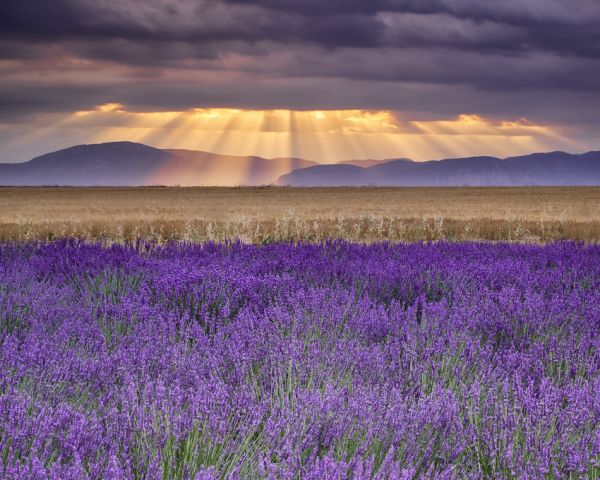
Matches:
[[1, 186, 599, 243]]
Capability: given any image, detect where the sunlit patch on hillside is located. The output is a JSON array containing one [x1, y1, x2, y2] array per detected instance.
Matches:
[[4, 104, 586, 164], [76, 105, 584, 161]]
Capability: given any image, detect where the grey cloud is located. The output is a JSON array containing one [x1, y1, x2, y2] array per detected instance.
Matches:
[[2, 0, 597, 53], [0, 0, 599, 132]]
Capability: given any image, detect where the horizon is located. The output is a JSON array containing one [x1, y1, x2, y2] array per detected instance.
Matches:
[[2, 139, 599, 166], [2, 139, 599, 187]]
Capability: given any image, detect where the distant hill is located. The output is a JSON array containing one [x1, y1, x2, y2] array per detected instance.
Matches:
[[0, 142, 316, 186], [278, 151, 600, 186], [336, 159, 394, 168], [155, 149, 315, 186], [1, 142, 599, 186], [0, 142, 169, 186]]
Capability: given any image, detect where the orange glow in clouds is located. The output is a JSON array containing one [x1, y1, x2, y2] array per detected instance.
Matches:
[[63, 104, 584, 162]]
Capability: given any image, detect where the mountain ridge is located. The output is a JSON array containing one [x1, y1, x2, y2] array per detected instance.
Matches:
[[1, 141, 599, 186], [278, 151, 600, 186], [0, 141, 316, 186]]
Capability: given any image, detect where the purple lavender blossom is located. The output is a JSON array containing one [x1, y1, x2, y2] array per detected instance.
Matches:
[[0, 240, 598, 479]]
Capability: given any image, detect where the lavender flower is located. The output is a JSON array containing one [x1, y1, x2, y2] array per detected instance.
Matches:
[[0, 240, 598, 478]]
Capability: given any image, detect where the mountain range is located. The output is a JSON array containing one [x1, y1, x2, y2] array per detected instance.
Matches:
[[0, 142, 317, 187], [1, 141, 599, 186], [279, 152, 600, 186]]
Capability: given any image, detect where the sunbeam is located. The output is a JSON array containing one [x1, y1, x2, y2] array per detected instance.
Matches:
[[4, 105, 588, 166]]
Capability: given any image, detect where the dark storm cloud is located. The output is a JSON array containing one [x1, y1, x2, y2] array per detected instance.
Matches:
[[224, 0, 390, 16], [0, 1, 382, 48], [0, 0, 600, 129], [392, 1, 600, 58], [2, 0, 598, 53], [227, 0, 600, 54]]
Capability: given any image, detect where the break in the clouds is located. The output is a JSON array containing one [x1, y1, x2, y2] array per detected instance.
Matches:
[[0, 0, 599, 161], [0, 105, 586, 163]]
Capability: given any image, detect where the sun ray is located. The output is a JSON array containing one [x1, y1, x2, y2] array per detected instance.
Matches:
[[9, 104, 587, 165]]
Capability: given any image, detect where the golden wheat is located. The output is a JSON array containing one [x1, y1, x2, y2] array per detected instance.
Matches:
[[1, 186, 599, 243]]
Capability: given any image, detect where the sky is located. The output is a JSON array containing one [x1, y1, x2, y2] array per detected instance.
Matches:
[[1, 0, 599, 163]]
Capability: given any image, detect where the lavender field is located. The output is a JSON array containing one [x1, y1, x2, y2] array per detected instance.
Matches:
[[0, 241, 598, 479]]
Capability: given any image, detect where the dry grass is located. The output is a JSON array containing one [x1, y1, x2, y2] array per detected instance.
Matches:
[[1, 186, 599, 243]]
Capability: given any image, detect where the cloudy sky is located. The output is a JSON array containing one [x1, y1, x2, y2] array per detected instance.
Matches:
[[1, 0, 599, 162]]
